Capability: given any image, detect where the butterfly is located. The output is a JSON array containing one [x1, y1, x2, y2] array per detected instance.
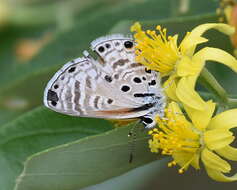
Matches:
[[43, 34, 166, 128]]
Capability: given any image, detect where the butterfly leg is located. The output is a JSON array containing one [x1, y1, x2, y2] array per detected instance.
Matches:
[[128, 120, 142, 163]]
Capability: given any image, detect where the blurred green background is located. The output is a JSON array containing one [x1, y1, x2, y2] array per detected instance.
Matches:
[[0, 0, 237, 189]]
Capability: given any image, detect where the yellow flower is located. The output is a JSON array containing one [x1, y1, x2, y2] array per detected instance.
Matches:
[[148, 101, 237, 182], [131, 22, 237, 110]]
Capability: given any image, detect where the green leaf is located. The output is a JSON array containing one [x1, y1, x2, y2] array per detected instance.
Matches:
[[0, 109, 23, 126], [0, 106, 113, 190], [15, 125, 158, 190], [83, 159, 168, 190]]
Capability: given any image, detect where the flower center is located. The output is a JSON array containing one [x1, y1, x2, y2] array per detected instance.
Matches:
[[148, 109, 202, 173], [131, 23, 180, 75], [150, 117, 200, 154]]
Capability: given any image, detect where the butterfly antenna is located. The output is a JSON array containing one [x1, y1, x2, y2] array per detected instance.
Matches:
[[128, 120, 141, 163]]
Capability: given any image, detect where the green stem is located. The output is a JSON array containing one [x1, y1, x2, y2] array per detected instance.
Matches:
[[199, 68, 229, 106], [199, 91, 215, 100]]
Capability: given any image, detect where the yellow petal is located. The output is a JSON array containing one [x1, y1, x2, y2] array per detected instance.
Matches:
[[205, 167, 237, 182], [204, 129, 234, 150], [208, 109, 237, 130], [176, 56, 204, 77], [191, 153, 200, 170], [190, 23, 234, 37], [167, 102, 199, 140], [180, 23, 235, 54], [193, 47, 237, 72], [176, 76, 207, 110], [171, 34, 179, 50], [216, 145, 237, 161], [164, 75, 179, 101], [180, 36, 208, 56], [184, 100, 216, 130], [201, 148, 231, 173], [167, 101, 187, 122], [130, 22, 142, 32], [172, 151, 197, 170]]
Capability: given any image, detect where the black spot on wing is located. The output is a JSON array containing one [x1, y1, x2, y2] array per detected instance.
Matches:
[[94, 96, 100, 109], [130, 103, 154, 112], [148, 80, 156, 86], [105, 75, 112, 82], [121, 85, 130, 92], [107, 98, 113, 104], [51, 101, 57, 106], [68, 67, 76, 73], [124, 41, 133, 49], [98, 46, 105, 53], [133, 93, 155, 97], [105, 43, 111, 48], [133, 77, 142, 83], [47, 90, 59, 102]]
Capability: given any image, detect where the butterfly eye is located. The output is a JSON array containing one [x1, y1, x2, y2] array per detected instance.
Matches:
[[124, 41, 133, 49], [98, 46, 105, 53], [54, 84, 59, 89]]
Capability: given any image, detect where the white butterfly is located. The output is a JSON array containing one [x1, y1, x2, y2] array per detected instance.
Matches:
[[43, 34, 166, 128]]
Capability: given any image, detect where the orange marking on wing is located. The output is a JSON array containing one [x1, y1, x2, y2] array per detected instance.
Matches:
[[95, 108, 133, 115], [109, 118, 138, 127]]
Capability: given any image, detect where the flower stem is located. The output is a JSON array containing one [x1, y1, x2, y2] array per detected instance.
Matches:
[[199, 68, 229, 106]]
